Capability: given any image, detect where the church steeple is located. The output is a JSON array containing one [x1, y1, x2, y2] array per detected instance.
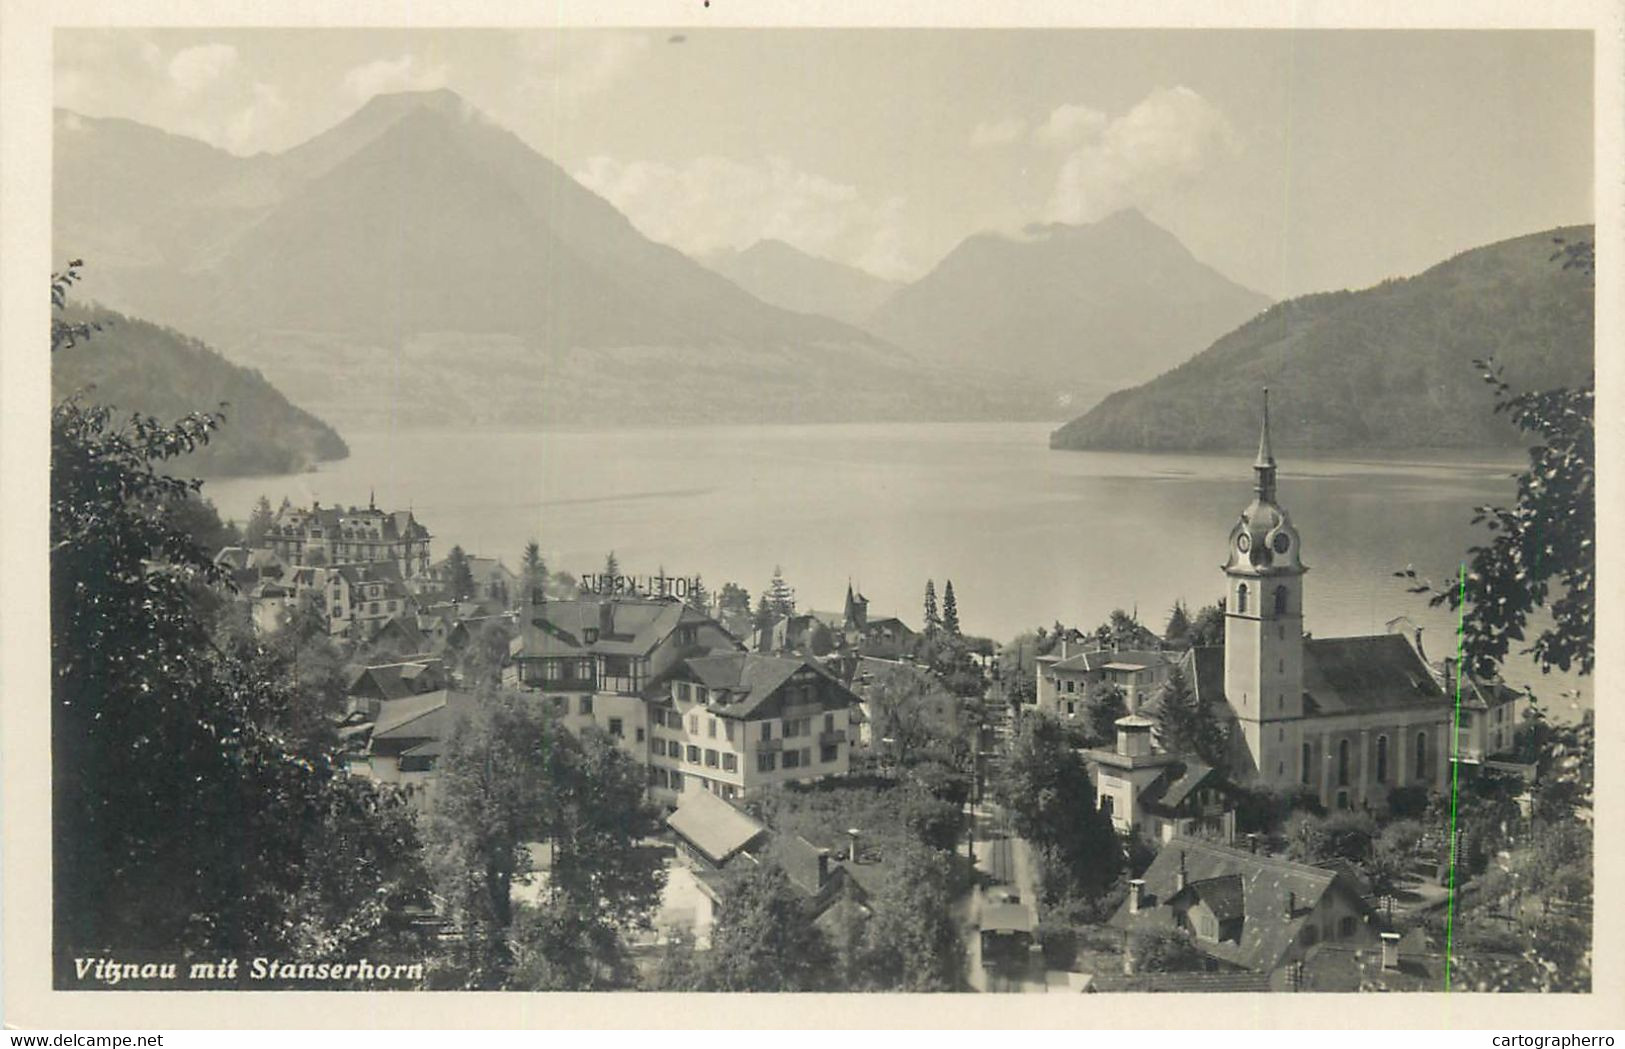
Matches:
[[1254, 387, 1277, 502]]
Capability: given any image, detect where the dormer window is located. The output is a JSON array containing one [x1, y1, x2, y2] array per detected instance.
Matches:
[[584, 627, 599, 644]]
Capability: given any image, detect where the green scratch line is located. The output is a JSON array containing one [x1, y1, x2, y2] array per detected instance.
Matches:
[[1444, 562, 1466, 992]]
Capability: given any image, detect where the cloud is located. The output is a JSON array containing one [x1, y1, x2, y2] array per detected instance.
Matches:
[[514, 31, 651, 100], [576, 154, 913, 280], [1032, 103, 1108, 148], [223, 82, 289, 153], [341, 54, 450, 100], [1047, 86, 1238, 224], [167, 43, 238, 93], [969, 117, 1027, 149]]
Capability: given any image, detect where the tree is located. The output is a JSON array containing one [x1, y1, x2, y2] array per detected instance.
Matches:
[[425, 695, 561, 988], [696, 863, 835, 991], [996, 714, 1122, 902], [426, 697, 664, 990], [603, 550, 620, 581], [520, 540, 546, 604], [687, 573, 710, 612], [941, 580, 960, 636], [51, 263, 428, 969], [445, 545, 477, 603], [764, 565, 796, 616], [1163, 600, 1192, 645], [867, 665, 948, 769], [1185, 601, 1226, 647], [1081, 680, 1128, 747], [861, 843, 965, 991], [718, 581, 750, 616], [1151, 664, 1226, 769], [923, 580, 941, 636], [1399, 363, 1593, 677], [244, 494, 275, 547], [1130, 928, 1204, 973]]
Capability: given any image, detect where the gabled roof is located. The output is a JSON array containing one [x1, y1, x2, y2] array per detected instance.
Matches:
[[372, 689, 460, 741], [1138, 761, 1226, 813], [1110, 837, 1367, 974], [1178, 874, 1245, 921], [659, 653, 854, 720], [517, 598, 735, 658], [666, 788, 768, 866], [1302, 634, 1443, 716], [1051, 648, 1169, 673]]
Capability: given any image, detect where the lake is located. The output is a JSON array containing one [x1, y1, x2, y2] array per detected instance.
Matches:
[[200, 422, 1586, 708]]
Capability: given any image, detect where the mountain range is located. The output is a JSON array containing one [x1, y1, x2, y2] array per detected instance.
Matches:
[[703, 240, 902, 327], [1049, 225, 1595, 451], [54, 91, 1052, 429], [866, 210, 1273, 399]]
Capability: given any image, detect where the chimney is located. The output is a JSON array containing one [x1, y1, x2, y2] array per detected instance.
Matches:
[[846, 827, 861, 864], [1284, 891, 1296, 918], [599, 601, 614, 636], [817, 848, 831, 888], [1176, 851, 1188, 892], [1128, 878, 1145, 914], [1380, 931, 1401, 971], [1246, 832, 1260, 854]]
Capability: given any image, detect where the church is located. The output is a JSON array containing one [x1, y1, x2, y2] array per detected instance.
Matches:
[[1181, 392, 1452, 812]]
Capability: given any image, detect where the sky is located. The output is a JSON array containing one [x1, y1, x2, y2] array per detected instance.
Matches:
[[54, 27, 1594, 298]]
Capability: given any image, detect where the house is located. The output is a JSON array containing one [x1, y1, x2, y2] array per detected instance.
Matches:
[[346, 658, 449, 716], [1086, 715, 1239, 844], [1109, 837, 1378, 987], [1036, 640, 1174, 719], [257, 497, 431, 579], [214, 545, 285, 587], [347, 689, 480, 809], [288, 560, 419, 640], [660, 789, 871, 948], [247, 579, 297, 634], [754, 613, 837, 657], [841, 655, 964, 748], [647, 652, 858, 806], [509, 596, 742, 764], [1444, 658, 1530, 766], [420, 554, 520, 612]]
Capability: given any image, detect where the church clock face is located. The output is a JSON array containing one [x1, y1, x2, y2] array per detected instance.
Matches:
[[1273, 533, 1291, 555], [1237, 533, 1251, 553]]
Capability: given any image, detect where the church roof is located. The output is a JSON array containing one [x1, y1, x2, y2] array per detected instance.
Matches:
[[1301, 634, 1443, 715]]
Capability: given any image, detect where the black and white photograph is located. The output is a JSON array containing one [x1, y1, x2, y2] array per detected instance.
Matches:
[[2, 1, 1619, 1033]]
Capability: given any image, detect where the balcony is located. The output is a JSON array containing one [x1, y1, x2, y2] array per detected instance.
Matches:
[[818, 729, 847, 746]]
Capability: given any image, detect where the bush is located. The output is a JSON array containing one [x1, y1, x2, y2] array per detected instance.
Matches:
[[1386, 785, 1430, 820], [1129, 927, 1204, 973], [1236, 784, 1324, 835], [1037, 922, 1078, 970]]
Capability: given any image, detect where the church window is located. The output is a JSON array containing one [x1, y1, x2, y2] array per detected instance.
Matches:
[[1301, 743, 1312, 784], [1376, 736, 1389, 783], [1237, 584, 1249, 614], [1416, 732, 1428, 779], [1274, 586, 1289, 614], [1337, 739, 1351, 786]]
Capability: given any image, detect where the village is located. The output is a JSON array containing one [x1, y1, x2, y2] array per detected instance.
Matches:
[[203, 399, 1594, 993]]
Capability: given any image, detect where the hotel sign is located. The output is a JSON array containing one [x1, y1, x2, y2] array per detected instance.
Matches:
[[578, 571, 701, 600]]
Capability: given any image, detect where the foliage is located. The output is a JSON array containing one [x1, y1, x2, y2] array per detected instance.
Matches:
[[53, 300, 348, 476], [1185, 601, 1226, 647], [1080, 681, 1128, 748], [1386, 785, 1431, 820], [996, 714, 1122, 902], [520, 540, 546, 604], [923, 579, 941, 636], [861, 843, 965, 991], [1399, 360, 1593, 677], [1130, 928, 1204, 973], [51, 270, 423, 966], [865, 664, 958, 768], [602, 550, 620, 581], [1233, 784, 1322, 836], [687, 573, 710, 612], [1151, 664, 1227, 770], [940, 580, 960, 636], [245, 494, 275, 547], [1163, 600, 1192, 645], [764, 565, 796, 617], [425, 696, 664, 989], [694, 863, 835, 991], [444, 545, 477, 603], [717, 581, 751, 616]]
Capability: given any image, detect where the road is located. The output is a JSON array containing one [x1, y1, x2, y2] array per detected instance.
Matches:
[[963, 800, 1049, 993]]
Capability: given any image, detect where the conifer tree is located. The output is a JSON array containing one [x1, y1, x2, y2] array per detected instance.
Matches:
[[603, 550, 620, 582], [923, 580, 941, 635], [245, 494, 274, 547], [1164, 600, 1191, 644], [521, 540, 546, 604], [765, 565, 796, 616], [941, 580, 960, 636], [687, 574, 710, 613]]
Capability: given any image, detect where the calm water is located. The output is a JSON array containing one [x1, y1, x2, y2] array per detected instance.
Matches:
[[201, 422, 1585, 707]]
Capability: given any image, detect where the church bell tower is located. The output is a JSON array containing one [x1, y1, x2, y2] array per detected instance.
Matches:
[[1223, 389, 1307, 785]]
